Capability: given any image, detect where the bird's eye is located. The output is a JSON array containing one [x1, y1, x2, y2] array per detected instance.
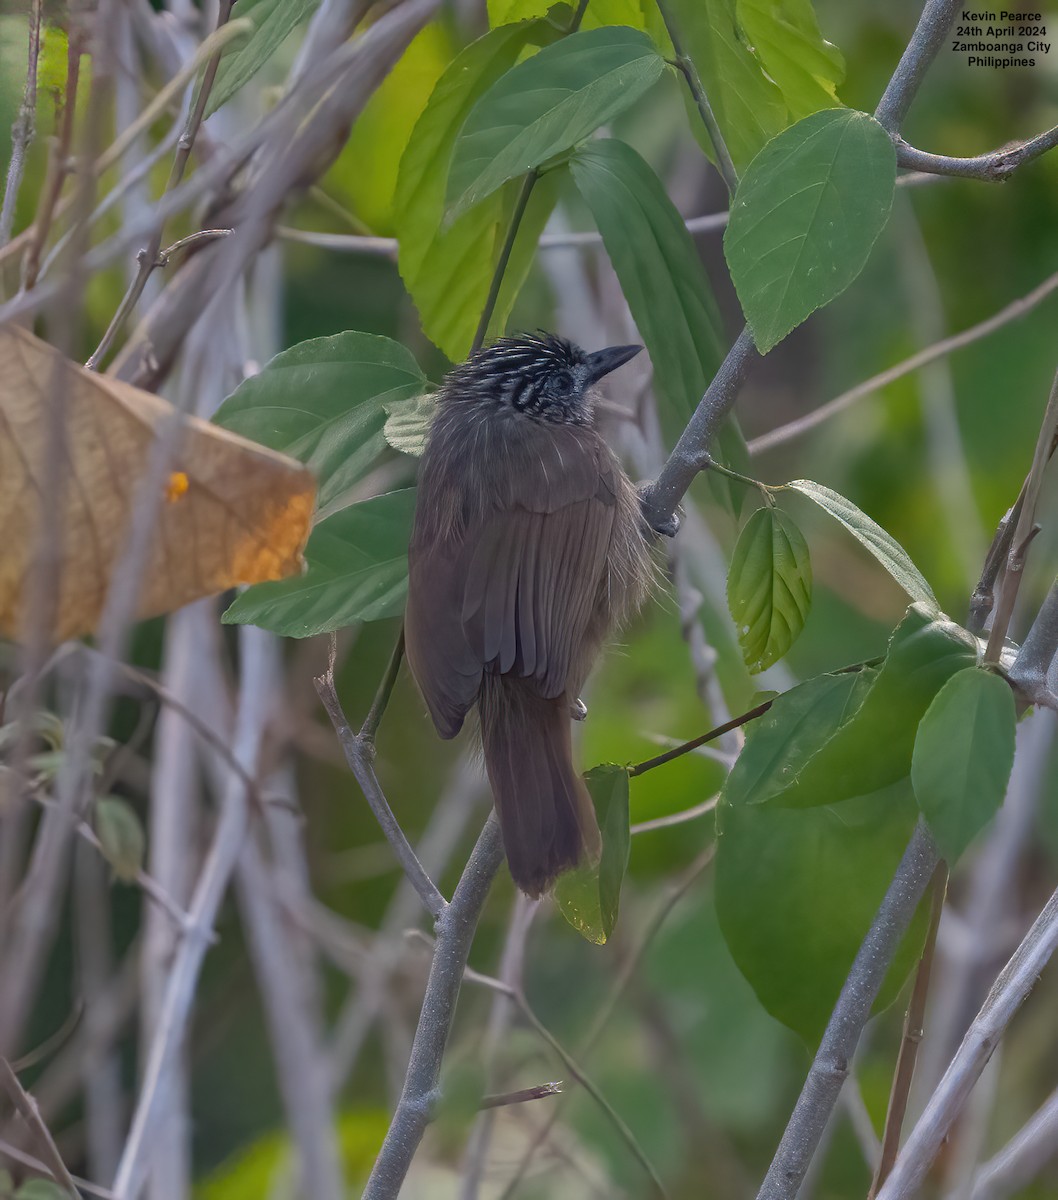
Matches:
[[551, 369, 574, 396]]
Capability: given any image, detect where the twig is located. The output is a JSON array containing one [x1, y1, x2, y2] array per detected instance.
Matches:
[[968, 1085, 1058, 1200], [0, 1057, 79, 1197], [869, 862, 948, 1197], [362, 816, 505, 1200], [472, 169, 539, 353], [85, 228, 233, 369], [968, 491, 1026, 635], [749, 267, 1058, 455], [630, 794, 718, 835], [755, 822, 941, 1200], [628, 698, 774, 777], [460, 967, 670, 1199], [481, 1081, 563, 1109], [0, 1137, 115, 1200], [314, 635, 447, 921], [875, 877, 1058, 1198], [0, 0, 43, 249], [656, 0, 738, 194], [362, 626, 406, 742], [985, 368, 1058, 661], [894, 124, 1058, 180]]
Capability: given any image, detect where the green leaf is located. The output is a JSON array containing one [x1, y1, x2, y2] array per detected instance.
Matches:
[[728, 606, 978, 810], [727, 506, 812, 672], [567, 137, 748, 512], [724, 109, 896, 352], [717, 778, 926, 1042], [206, 0, 320, 116], [14, 1183, 69, 1200], [554, 764, 630, 944], [213, 333, 424, 515], [735, 0, 844, 119], [394, 22, 560, 359], [446, 27, 666, 219], [383, 393, 435, 457], [787, 479, 938, 609], [665, 0, 788, 169], [222, 489, 416, 637], [94, 796, 146, 883], [912, 669, 1017, 861]]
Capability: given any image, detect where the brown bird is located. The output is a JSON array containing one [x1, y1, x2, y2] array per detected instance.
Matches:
[[405, 333, 651, 897]]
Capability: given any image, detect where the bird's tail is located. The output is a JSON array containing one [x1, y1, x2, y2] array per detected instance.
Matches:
[[478, 677, 600, 898]]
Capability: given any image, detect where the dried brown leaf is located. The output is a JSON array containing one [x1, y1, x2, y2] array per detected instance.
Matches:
[[0, 324, 315, 641]]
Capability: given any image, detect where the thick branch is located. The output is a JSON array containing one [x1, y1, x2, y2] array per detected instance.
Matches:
[[874, 0, 963, 131], [362, 816, 505, 1200], [756, 823, 940, 1200], [894, 125, 1058, 180]]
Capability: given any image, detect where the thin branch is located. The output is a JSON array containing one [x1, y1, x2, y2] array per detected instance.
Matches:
[[875, 876, 1058, 1199], [985, 368, 1058, 661], [655, 0, 737, 194], [0, 1138, 116, 1200], [628, 698, 774, 777], [0, 1058, 79, 1197], [460, 968, 670, 1199], [869, 862, 948, 1197], [1007, 577, 1058, 704], [314, 637, 447, 921], [630, 794, 718, 835], [755, 822, 941, 1200], [362, 816, 505, 1200], [362, 625, 406, 742], [968, 491, 1026, 635], [472, 169, 539, 353], [0, 0, 43, 249], [481, 1082, 563, 1109], [894, 124, 1058, 180], [968, 1085, 1058, 1200], [749, 267, 1058, 455]]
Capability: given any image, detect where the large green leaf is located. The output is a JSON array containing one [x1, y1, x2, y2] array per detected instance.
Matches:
[[735, 0, 844, 119], [727, 606, 978, 810], [726, 506, 812, 673], [912, 669, 1017, 861], [554, 764, 631, 944], [665, 0, 787, 169], [568, 137, 747, 512], [213, 333, 424, 515], [221, 489, 416, 637], [446, 27, 666, 219], [717, 778, 926, 1042], [787, 479, 938, 609], [207, 0, 320, 116], [394, 22, 559, 359], [724, 109, 896, 352]]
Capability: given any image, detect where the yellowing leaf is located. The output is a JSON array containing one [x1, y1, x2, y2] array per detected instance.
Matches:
[[0, 325, 315, 642]]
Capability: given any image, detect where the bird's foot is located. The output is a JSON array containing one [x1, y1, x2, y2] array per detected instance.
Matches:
[[570, 697, 588, 721], [637, 482, 681, 539]]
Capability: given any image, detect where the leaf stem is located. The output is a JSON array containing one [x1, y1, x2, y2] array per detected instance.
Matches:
[[471, 169, 539, 353], [655, 0, 738, 195], [629, 699, 774, 777], [362, 625, 406, 743], [869, 861, 948, 1197]]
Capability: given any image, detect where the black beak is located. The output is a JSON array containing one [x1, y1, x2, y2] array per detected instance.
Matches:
[[584, 343, 642, 384]]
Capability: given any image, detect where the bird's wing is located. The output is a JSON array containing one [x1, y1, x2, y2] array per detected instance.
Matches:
[[462, 425, 617, 699], [406, 424, 618, 735]]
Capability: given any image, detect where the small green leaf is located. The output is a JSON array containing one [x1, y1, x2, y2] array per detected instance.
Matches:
[[213, 333, 424, 515], [446, 27, 666, 218], [735, 0, 844, 119], [727, 507, 812, 673], [554, 764, 630, 944], [394, 22, 560, 359], [912, 669, 1017, 861], [382, 393, 435, 457], [568, 138, 748, 513], [724, 109, 896, 352], [94, 797, 145, 883], [787, 479, 938, 608], [14, 1182, 69, 1200], [206, 0, 320, 116], [222, 489, 416, 637], [717, 778, 926, 1042]]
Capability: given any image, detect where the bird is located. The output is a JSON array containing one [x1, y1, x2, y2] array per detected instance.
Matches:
[[405, 332, 652, 897]]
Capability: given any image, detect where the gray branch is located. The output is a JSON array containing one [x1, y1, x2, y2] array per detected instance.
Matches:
[[895, 124, 1058, 180], [362, 816, 505, 1200]]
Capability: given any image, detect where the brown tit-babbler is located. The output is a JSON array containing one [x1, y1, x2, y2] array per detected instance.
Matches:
[[405, 332, 651, 897]]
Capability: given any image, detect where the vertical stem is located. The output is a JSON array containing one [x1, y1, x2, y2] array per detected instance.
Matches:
[[869, 862, 948, 1198], [0, 0, 43, 250], [471, 169, 538, 354]]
